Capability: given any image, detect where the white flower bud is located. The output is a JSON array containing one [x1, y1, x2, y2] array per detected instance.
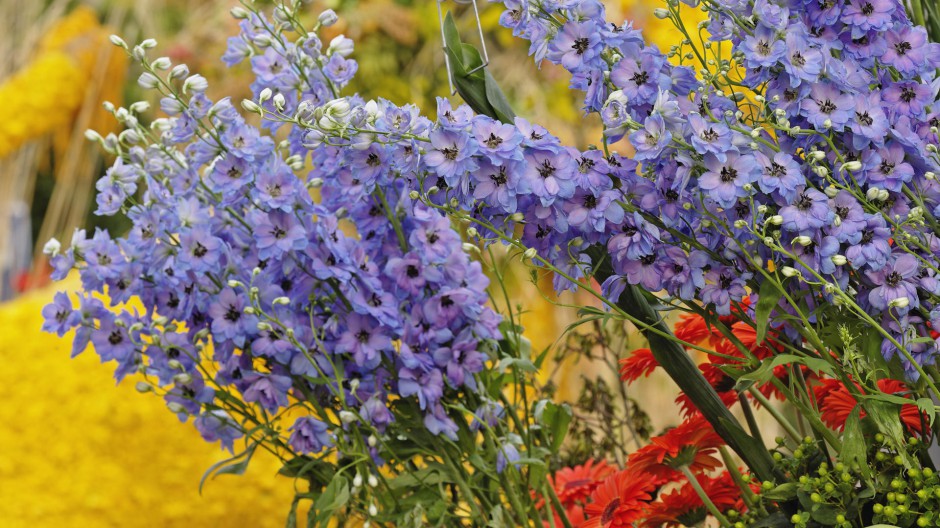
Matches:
[[757, 205, 768, 214], [841, 161, 862, 172], [43, 237, 61, 256], [833, 215, 842, 227], [183, 74, 208, 93], [151, 56, 171, 70], [137, 72, 160, 89], [866, 187, 881, 201], [780, 266, 799, 277], [167, 402, 186, 414], [257, 322, 273, 332], [523, 247, 538, 260], [824, 283, 835, 294], [831, 254, 847, 266], [173, 373, 193, 385], [135, 381, 152, 393], [307, 177, 324, 189], [927, 172, 936, 181], [427, 186, 439, 195], [813, 166, 829, 177], [408, 190, 420, 200], [462, 243, 480, 254], [353, 474, 363, 487], [339, 410, 357, 424], [273, 93, 286, 111], [169, 64, 189, 80], [328, 35, 354, 57], [570, 237, 584, 247], [767, 215, 783, 225], [367, 474, 378, 487], [742, 183, 753, 191], [230, 6, 250, 19], [110, 34, 128, 48], [793, 235, 812, 246], [510, 212, 525, 222], [259, 88, 273, 102], [241, 99, 263, 114], [734, 219, 748, 229], [129, 101, 151, 114], [368, 504, 378, 517], [466, 227, 478, 238], [888, 297, 910, 308], [318, 9, 339, 26], [243, 306, 256, 315], [167, 359, 183, 370], [810, 151, 826, 161], [367, 434, 377, 447], [140, 38, 158, 49], [273, 296, 291, 305], [653, 8, 670, 18], [763, 236, 774, 245], [823, 185, 839, 198], [822, 119, 832, 129]]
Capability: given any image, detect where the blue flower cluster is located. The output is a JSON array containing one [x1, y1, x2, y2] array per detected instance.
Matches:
[[43, 8, 500, 453], [490, 0, 940, 376]]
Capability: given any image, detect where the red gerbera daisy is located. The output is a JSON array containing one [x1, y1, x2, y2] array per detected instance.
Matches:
[[627, 416, 725, 481], [551, 459, 618, 506], [620, 348, 658, 383], [641, 471, 742, 527], [583, 470, 655, 528], [814, 378, 927, 435], [673, 313, 713, 346]]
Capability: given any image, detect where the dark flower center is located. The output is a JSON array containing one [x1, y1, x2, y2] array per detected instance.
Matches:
[[757, 40, 771, 55], [367, 153, 380, 167], [601, 499, 622, 525], [272, 226, 287, 239], [861, 229, 874, 244], [227, 166, 242, 179], [441, 295, 454, 308], [879, 160, 895, 175], [702, 128, 720, 142], [796, 193, 814, 210], [641, 254, 656, 265], [631, 70, 649, 86], [441, 147, 459, 161], [490, 167, 508, 186], [193, 242, 208, 258], [224, 304, 241, 322], [719, 166, 738, 183], [901, 87, 917, 103], [895, 41, 913, 55], [835, 206, 849, 218], [485, 133, 503, 149], [267, 184, 282, 198], [861, 2, 874, 15], [819, 99, 837, 114], [537, 160, 556, 179], [572, 37, 590, 55], [886, 271, 903, 287], [357, 330, 370, 343], [791, 52, 806, 67], [406, 265, 420, 278], [536, 224, 550, 239], [427, 232, 440, 244], [720, 274, 733, 289], [584, 195, 597, 209], [769, 162, 785, 178], [108, 330, 124, 345], [578, 157, 595, 173], [856, 111, 873, 126]]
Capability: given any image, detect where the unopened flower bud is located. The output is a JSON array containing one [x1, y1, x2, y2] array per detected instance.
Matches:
[[353, 474, 363, 487], [174, 373, 193, 385], [510, 212, 525, 222], [780, 266, 799, 277], [167, 402, 186, 414], [257, 322, 273, 332], [367, 434, 377, 447], [889, 297, 910, 308], [822, 119, 832, 129], [227, 279, 242, 288], [242, 99, 263, 114], [273, 93, 286, 111], [183, 74, 208, 93], [793, 236, 812, 246], [734, 219, 748, 229], [466, 227, 478, 238], [813, 166, 829, 177], [243, 306, 256, 315], [136, 381, 152, 393], [809, 151, 825, 161], [273, 296, 290, 305], [866, 187, 881, 201], [259, 88, 273, 102], [767, 215, 783, 225], [167, 359, 183, 370], [43, 238, 61, 256], [653, 8, 670, 18], [307, 177, 324, 189], [832, 215, 842, 227], [138, 72, 160, 89], [367, 474, 378, 487], [824, 185, 839, 198], [831, 254, 847, 266], [318, 9, 339, 26], [129, 101, 150, 114], [339, 410, 357, 424], [408, 190, 420, 200], [927, 172, 936, 181], [462, 243, 480, 254], [841, 161, 862, 172], [230, 6, 250, 19], [110, 34, 128, 48], [140, 38, 157, 49], [368, 504, 378, 517], [427, 186, 439, 195], [523, 247, 537, 260], [169, 64, 189, 80]]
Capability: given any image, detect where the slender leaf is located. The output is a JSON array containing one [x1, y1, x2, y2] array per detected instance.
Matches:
[[755, 277, 785, 344]]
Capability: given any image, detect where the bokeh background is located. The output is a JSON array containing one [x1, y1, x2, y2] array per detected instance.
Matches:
[[0, 0, 704, 525]]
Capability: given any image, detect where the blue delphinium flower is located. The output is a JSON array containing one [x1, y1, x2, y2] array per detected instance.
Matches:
[[288, 417, 334, 454], [698, 151, 760, 208]]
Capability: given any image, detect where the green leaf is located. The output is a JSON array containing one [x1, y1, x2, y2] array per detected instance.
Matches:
[[864, 399, 917, 467], [313, 476, 350, 525], [735, 354, 835, 390], [483, 70, 515, 124], [755, 278, 785, 344], [842, 405, 871, 480], [199, 441, 259, 494], [761, 482, 797, 501]]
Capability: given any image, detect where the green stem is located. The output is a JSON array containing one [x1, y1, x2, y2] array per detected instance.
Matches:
[[680, 465, 732, 527]]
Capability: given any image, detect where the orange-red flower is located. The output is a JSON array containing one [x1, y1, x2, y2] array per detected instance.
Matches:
[[620, 348, 658, 383], [538, 459, 616, 527], [673, 313, 713, 346], [627, 416, 724, 481], [641, 471, 742, 527], [814, 377, 927, 435], [583, 469, 655, 528]]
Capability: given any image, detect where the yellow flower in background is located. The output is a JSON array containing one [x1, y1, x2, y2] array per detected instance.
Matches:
[[0, 7, 126, 160], [0, 279, 303, 527]]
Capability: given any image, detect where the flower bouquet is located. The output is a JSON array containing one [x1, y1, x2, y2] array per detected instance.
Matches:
[[42, 0, 940, 525]]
